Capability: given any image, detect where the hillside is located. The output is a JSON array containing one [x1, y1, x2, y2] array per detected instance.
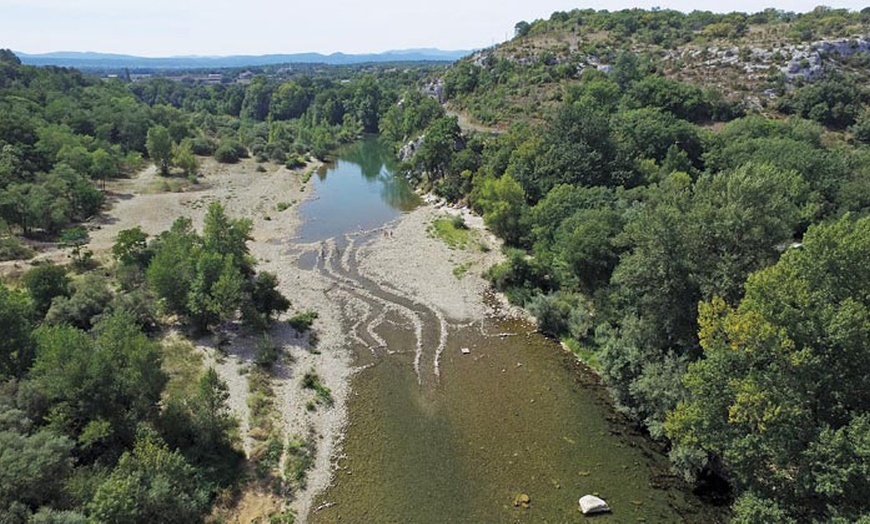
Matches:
[[442, 7, 870, 127]]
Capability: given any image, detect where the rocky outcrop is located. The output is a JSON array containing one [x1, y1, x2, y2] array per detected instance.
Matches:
[[398, 135, 425, 163]]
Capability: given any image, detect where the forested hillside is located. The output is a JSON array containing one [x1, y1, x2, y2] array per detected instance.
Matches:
[[395, 7, 870, 522]]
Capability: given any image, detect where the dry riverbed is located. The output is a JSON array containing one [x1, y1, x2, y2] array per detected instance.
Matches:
[[1, 157, 511, 522]]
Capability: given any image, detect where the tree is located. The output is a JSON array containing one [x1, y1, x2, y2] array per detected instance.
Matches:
[[31, 313, 166, 459], [0, 409, 75, 517], [147, 217, 199, 315], [413, 116, 461, 180], [89, 429, 209, 523], [202, 201, 252, 267], [112, 226, 149, 267], [22, 263, 71, 317], [172, 141, 197, 177], [667, 216, 870, 522], [471, 173, 528, 246], [242, 271, 291, 330], [0, 283, 35, 378], [146, 126, 172, 176], [58, 225, 92, 269], [240, 76, 272, 121], [515, 21, 532, 37]]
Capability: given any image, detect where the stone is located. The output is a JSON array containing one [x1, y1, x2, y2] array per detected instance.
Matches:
[[579, 495, 611, 515], [461, 347, 471, 354], [513, 493, 531, 508]]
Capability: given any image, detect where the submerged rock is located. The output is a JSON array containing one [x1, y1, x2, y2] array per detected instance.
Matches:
[[513, 493, 531, 508], [579, 494, 611, 515]]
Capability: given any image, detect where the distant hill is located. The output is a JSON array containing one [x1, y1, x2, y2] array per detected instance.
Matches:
[[15, 49, 471, 69]]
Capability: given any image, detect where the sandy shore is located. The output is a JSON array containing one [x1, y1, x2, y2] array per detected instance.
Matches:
[[0, 157, 511, 522]]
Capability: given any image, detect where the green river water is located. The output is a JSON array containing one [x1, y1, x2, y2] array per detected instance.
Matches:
[[299, 138, 721, 523]]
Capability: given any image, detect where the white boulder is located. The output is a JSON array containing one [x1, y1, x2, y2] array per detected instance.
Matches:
[[579, 495, 611, 515]]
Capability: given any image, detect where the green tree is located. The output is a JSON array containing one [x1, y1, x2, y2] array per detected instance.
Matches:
[[146, 125, 173, 176], [0, 283, 35, 378], [146, 217, 199, 315], [89, 429, 209, 523], [112, 226, 149, 267], [31, 313, 166, 459], [667, 216, 870, 521], [0, 408, 75, 517], [413, 116, 461, 181], [23, 264, 71, 317], [172, 141, 198, 177], [471, 173, 528, 246]]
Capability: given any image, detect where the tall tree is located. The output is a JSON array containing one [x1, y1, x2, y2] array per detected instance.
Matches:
[[146, 125, 172, 176]]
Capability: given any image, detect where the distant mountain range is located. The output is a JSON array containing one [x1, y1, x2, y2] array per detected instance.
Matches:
[[15, 49, 471, 69]]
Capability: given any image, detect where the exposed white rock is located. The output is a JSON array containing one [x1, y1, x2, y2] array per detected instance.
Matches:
[[579, 495, 611, 515]]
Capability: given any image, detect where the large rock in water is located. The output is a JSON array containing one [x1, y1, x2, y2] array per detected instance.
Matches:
[[579, 495, 611, 515]]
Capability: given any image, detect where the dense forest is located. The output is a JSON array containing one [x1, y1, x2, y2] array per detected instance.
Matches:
[[3, 5, 870, 522]]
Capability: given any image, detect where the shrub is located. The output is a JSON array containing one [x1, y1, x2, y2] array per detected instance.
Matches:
[[288, 311, 318, 333], [0, 237, 34, 261]]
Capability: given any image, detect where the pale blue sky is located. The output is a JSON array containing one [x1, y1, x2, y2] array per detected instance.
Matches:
[[1, 0, 867, 56]]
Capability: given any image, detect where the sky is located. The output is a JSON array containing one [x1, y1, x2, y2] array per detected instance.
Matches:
[[1, 0, 868, 57]]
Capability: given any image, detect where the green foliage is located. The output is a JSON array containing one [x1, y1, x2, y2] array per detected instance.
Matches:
[[172, 140, 198, 177], [146, 217, 198, 315], [777, 75, 867, 128], [23, 264, 71, 317], [429, 216, 472, 249], [667, 216, 870, 521], [244, 271, 291, 331], [31, 312, 166, 460], [0, 236, 34, 261], [146, 125, 173, 175], [288, 310, 318, 334], [284, 435, 315, 491], [58, 226, 92, 269], [0, 282, 35, 378], [112, 226, 149, 267], [213, 141, 246, 164], [0, 407, 75, 517], [471, 173, 527, 246], [146, 204, 287, 332], [412, 116, 461, 179], [254, 334, 279, 369], [89, 429, 210, 523], [45, 273, 112, 330], [302, 371, 333, 407]]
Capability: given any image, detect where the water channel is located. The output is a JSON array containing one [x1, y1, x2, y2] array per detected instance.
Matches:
[[298, 137, 720, 523]]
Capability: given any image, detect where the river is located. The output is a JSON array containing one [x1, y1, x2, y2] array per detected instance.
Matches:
[[298, 137, 720, 523]]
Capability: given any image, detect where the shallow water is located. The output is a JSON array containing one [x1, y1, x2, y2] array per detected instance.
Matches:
[[298, 138, 720, 523], [296, 136, 419, 244]]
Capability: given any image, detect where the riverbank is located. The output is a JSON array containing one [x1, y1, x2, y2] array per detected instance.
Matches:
[[0, 155, 513, 522]]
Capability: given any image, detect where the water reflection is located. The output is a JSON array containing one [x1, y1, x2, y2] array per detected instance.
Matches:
[[298, 136, 420, 243]]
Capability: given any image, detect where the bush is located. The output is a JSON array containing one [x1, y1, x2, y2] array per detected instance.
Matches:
[[0, 237, 34, 261], [285, 153, 306, 170], [254, 335, 279, 370], [190, 137, 217, 156], [288, 311, 318, 333], [214, 144, 240, 164], [214, 141, 248, 164]]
